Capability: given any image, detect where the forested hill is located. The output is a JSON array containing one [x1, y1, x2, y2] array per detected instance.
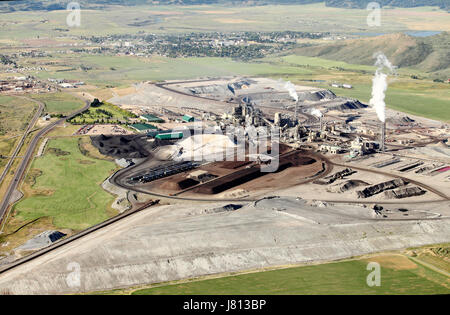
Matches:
[[1, 0, 449, 12]]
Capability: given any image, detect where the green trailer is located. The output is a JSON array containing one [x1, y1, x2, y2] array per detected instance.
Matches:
[[155, 132, 184, 140]]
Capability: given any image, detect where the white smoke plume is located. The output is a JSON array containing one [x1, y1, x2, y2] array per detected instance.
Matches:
[[279, 79, 299, 102], [369, 53, 396, 123], [311, 109, 323, 118]]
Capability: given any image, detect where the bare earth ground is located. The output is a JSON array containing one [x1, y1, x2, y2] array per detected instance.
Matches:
[[0, 196, 448, 294]]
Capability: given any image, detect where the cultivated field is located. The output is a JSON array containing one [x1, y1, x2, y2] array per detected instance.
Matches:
[[1, 4, 449, 41], [130, 252, 449, 295]]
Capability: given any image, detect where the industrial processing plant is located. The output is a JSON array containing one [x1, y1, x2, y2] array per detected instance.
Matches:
[[89, 76, 449, 205]]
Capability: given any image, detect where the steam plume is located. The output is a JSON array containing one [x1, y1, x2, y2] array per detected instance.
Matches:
[[311, 109, 323, 118], [279, 79, 298, 102], [369, 53, 396, 123]]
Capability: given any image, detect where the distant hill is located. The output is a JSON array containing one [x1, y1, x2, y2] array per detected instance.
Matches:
[[292, 32, 450, 78], [1, 0, 449, 12], [325, 0, 449, 10]]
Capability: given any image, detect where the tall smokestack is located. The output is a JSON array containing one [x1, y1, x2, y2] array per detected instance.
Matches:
[[294, 101, 299, 124], [381, 122, 386, 152]]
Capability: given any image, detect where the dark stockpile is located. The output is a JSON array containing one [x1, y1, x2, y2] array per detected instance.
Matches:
[[385, 186, 426, 199], [357, 178, 407, 198], [314, 168, 356, 185], [91, 135, 151, 158]]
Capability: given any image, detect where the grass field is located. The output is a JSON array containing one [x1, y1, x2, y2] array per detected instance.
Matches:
[[30, 54, 306, 88], [129, 254, 449, 295], [68, 101, 136, 124], [0, 95, 37, 173], [29, 92, 85, 115], [0, 137, 17, 170], [12, 137, 117, 231], [322, 83, 450, 122], [0, 95, 36, 136], [264, 55, 450, 122]]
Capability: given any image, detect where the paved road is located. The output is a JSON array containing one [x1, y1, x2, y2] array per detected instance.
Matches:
[[111, 150, 450, 207], [0, 99, 91, 227], [0, 97, 44, 185]]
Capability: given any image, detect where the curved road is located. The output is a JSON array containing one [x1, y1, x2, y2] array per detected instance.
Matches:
[[111, 150, 449, 206], [0, 99, 91, 227]]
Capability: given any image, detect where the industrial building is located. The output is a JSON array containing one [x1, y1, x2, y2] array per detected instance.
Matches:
[[140, 114, 165, 123], [182, 115, 195, 123], [130, 123, 157, 133], [155, 132, 184, 140]]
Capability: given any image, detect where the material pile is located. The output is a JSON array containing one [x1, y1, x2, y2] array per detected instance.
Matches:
[[385, 186, 426, 199], [357, 179, 407, 199]]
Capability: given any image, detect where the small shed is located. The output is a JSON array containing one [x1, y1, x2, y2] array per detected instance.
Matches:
[[182, 115, 195, 123], [140, 114, 165, 123]]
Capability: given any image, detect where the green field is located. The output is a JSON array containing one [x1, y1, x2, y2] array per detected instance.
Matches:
[[0, 95, 36, 136], [0, 96, 37, 172], [68, 101, 136, 124], [328, 84, 450, 122], [29, 92, 85, 115], [31, 54, 306, 88], [131, 255, 449, 295], [26, 52, 449, 122], [264, 55, 450, 122], [14, 137, 117, 231], [0, 137, 17, 169]]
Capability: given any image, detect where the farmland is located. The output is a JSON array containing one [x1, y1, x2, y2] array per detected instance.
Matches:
[[1, 3, 449, 41], [130, 253, 449, 295]]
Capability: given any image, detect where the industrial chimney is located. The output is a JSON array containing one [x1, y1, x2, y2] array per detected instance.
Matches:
[[380, 122, 386, 152]]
